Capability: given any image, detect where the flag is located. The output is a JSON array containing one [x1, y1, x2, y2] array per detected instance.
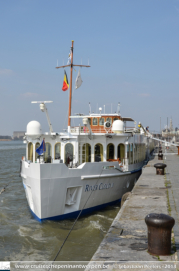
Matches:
[[36, 139, 46, 155], [75, 69, 83, 89], [67, 50, 72, 65], [62, 70, 69, 91]]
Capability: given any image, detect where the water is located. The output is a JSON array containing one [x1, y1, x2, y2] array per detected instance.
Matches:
[[0, 141, 120, 261]]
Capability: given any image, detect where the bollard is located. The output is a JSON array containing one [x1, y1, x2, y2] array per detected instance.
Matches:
[[154, 163, 166, 175], [145, 213, 175, 255], [158, 153, 163, 160]]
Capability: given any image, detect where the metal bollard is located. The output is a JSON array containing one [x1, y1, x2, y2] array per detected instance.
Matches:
[[154, 163, 166, 175], [145, 213, 175, 255], [158, 153, 163, 160]]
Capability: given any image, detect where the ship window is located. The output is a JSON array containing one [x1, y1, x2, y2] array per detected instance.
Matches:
[[65, 143, 74, 165], [141, 144, 144, 161], [44, 143, 52, 163], [82, 143, 91, 163], [55, 143, 61, 159], [35, 142, 40, 161], [113, 117, 119, 122], [135, 144, 137, 163], [127, 144, 130, 163], [117, 144, 125, 161], [28, 142, 33, 162], [137, 144, 139, 162], [99, 118, 104, 126], [106, 117, 112, 124], [94, 143, 103, 162], [134, 144, 137, 163], [88, 118, 91, 125], [92, 118, 98, 126], [139, 145, 141, 162], [107, 143, 114, 160], [144, 144, 146, 160], [130, 143, 133, 164]]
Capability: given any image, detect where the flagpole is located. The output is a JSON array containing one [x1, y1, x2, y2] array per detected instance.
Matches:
[[68, 40, 74, 131]]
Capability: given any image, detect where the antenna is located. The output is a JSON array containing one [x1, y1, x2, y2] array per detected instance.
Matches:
[[31, 101, 53, 104], [99, 107, 102, 114], [31, 101, 53, 133], [117, 102, 120, 114], [104, 105, 105, 114], [89, 102, 91, 114]]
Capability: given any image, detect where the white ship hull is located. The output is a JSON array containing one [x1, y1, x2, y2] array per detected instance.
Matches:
[[21, 160, 143, 221]]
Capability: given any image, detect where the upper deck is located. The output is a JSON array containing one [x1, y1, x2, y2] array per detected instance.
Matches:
[[70, 113, 135, 134]]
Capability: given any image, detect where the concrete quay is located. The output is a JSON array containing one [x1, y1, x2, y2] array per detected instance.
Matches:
[[86, 148, 179, 271]]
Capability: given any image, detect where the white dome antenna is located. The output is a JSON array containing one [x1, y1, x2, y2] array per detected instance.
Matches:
[[26, 121, 42, 136], [112, 119, 124, 134], [31, 101, 53, 133]]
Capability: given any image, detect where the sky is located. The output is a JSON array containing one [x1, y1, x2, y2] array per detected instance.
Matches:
[[0, 0, 179, 135]]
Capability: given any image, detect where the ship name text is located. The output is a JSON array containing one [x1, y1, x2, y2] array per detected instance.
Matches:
[[85, 183, 114, 192]]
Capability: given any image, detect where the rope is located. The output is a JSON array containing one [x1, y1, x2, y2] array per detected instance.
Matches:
[[71, 86, 76, 127], [0, 182, 10, 195], [0, 169, 19, 195], [63, 109, 69, 131], [49, 166, 104, 270]]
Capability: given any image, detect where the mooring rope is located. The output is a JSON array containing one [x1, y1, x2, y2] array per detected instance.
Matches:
[[0, 174, 17, 195], [49, 166, 104, 270], [0, 184, 9, 195]]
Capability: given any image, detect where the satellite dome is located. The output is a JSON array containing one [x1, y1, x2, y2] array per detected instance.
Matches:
[[112, 120, 124, 133], [26, 121, 42, 135]]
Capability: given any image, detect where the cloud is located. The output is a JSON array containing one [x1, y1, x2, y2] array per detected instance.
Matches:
[[138, 93, 150, 97], [21, 92, 38, 98], [0, 68, 13, 76]]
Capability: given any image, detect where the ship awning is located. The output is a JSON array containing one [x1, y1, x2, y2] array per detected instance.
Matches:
[[122, 117, 134, 122]]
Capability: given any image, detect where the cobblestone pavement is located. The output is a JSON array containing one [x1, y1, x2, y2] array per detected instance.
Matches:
[[86, 151, 179, 271]]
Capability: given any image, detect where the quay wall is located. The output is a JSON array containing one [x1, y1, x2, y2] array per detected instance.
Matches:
[[86, 152, 178, 270]]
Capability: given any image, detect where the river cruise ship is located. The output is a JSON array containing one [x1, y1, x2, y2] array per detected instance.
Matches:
[[20, 41, 154, 221]]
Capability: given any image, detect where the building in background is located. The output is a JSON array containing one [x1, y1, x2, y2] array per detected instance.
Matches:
[[162, 118, 179, 142], [13, 131, 25, 140]]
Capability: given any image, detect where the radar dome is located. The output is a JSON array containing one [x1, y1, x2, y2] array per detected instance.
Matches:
[[112, 120, 124, 134], [26, 121, 42, 135]]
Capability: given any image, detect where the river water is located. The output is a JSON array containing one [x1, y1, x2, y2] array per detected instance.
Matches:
[[0, 141, 121, 262]]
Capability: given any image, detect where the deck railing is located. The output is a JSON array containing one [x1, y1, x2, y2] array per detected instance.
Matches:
[[71, 126, 135, 134]]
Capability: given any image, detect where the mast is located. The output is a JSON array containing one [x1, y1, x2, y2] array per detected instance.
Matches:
[[68, 40, 74, 127], [56, 40, 90, 130]]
